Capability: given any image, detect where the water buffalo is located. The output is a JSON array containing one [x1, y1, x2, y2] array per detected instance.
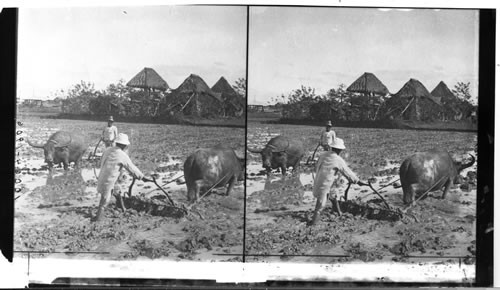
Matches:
[[399, 149, 475, 204], [27, 131, 87, 171], [248, 135, 305, 176], [183, 145, 244, 202]]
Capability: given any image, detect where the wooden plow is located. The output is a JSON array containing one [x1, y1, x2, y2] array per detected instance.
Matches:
[[118, 172, 233, 220], [329, 178, 418, 222]]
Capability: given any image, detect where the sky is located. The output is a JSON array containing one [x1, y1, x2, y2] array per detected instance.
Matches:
[[248, 7, 479, 105], [17, 6, 247, 99]]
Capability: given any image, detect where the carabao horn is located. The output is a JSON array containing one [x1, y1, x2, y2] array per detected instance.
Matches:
[[247, 147, 262, 153], [26, 138, 45, 148], [458, 154, 475, 172]]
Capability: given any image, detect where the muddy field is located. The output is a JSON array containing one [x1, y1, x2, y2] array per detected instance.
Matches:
[[14, 116, 245, 261], [245, 123, 477, 267]]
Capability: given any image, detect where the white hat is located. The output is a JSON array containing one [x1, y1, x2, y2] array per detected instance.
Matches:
[[331, 138, 346, 150], [108, 116, 114, 122], [115, 133, 130, 146], [326, 121, 332, 127]]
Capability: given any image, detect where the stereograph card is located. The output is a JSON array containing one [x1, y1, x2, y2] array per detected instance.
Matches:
[[1, 1, 494, 287]]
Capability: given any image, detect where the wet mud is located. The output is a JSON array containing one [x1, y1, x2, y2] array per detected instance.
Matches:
[[246, 124, 477, 266], [15, 117, 244, 261]]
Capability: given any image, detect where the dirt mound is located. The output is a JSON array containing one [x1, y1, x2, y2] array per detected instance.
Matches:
[[246, 211, 359, 256], [124, 239, 173, 259], [123, 195, 186, 218], [336, 200, 402, 222], [341, 242, 386, 262]]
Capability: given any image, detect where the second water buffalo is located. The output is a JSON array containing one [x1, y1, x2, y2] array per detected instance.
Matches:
[[27, 131, 87, 170], [248, 135, 305, 176], [183, 145, 244, 202], [399, 149, 475, 204]]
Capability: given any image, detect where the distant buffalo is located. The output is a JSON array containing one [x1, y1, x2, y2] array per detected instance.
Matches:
[[248, 135, 305, 176], [399, 149, 475, 204], [27, 131, 87, 171], [183, 145, 245, 203]]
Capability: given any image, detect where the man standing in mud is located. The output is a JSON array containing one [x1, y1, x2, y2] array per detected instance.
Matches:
[[309, 138, 361, 226], [320, 121, 336, 151], [102, 116, 118, 148], [93, 133, 148, 222]]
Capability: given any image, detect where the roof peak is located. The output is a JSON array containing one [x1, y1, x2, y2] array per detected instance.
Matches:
[[126, 67, 169, 91], [346, 72, 389, 95]]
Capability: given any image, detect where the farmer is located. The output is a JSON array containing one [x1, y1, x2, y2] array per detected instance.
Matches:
[[309, 137, 361, 226], [93, 133, 148, 222], [320, 121, 336, 151], [102, 116, 118, 148]]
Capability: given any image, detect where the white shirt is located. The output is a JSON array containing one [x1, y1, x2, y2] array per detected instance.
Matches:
[[102, 125, 118, 142], [320, 130, 336, 146], [313, 151, 359, 203], [97, 147, 144, 195]]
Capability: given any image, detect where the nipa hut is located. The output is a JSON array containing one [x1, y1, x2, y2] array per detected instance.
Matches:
[[163, 74, 223, 117], [346, 72, 390, 120], [431, 81, 461, 121], [431, 81, 456, 104], [384, 78, 442, 121], [127, 67, 169, 94], [211, 76, 244, 117], [347, 72, 390, 97]]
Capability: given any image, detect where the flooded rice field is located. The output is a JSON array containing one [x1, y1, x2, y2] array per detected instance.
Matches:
[[15, 116, 245, 261], [245, 123, 477, 271], [13, 115, 478, 281]]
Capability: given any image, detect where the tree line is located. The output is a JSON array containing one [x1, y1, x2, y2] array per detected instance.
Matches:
[[46, 78, 246, 119], [273, 82, 476, 122]]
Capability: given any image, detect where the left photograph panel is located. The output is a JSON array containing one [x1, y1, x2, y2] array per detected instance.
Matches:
[[15, 6, 247, 262]]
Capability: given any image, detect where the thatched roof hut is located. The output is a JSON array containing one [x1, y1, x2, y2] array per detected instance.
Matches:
[[346, 72, 390, 96], [163, 74, 223, 117], [384, 78, 443, 121], [394, 78, 442, 105], [211, 76, 244, 117], [174, 74, 222, 101], [211, 76, 237, 97], [127, 67, 169, 91], [394, 78, 430, 98], [431, 81, 468, 120], [431, 81, 456, 103]]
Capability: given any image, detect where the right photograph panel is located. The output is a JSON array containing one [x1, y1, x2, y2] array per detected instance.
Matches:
[[245, 6, 478, 276]]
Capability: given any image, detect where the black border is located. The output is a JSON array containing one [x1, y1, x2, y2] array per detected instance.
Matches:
[[475, 8, 495, 287], [0, 5, 495, 288], [0, 7, 17, 263]]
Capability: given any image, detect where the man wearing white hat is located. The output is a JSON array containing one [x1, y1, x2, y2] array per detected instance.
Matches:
[[320, 121, 336, 151], [93, 133, 147, 222], [310, 137, 360, 225], [102, 116, 118, 148]]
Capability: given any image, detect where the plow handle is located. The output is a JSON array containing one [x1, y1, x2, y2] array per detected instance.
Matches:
[[357, 180, 391, 210], [309, 143, 321, 163], [151, 177, 176, 206]]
